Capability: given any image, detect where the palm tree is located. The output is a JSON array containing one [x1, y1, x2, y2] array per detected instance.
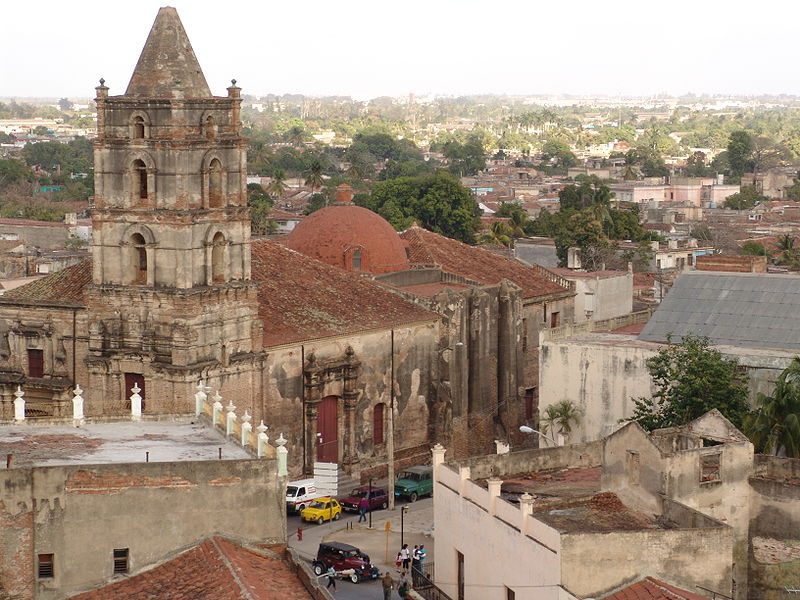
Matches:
[[268, 168, 287, 197], [285, 125, 306, 147], [774, 235, 798, 267], [478, 221, 514, 248], [304, 159, 324, 191], [540, 400, 582, 444], [745, 357, 800, 457]]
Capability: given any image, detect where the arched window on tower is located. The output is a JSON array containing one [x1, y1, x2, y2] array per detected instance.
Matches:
[[133, 116, 146, 139], [203, 115, 217, 139], [209, 159, 223, 208], [133, 159, 148, 202], [352, 249, 362, 271], [129, 233, 147, 284], [211, 232, 225, 283]]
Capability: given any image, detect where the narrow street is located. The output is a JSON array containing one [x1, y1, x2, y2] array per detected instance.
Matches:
[[289, 497, 434, 600]]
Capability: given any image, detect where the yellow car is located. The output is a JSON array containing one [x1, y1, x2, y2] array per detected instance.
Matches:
[[300, 497, 342, 525]]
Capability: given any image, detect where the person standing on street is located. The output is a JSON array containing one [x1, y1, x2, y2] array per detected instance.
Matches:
[[411, 545, 421, 573], [399, 544, 410, 570], [326, 565, 337, 592], [382, 571, 394, 600], [418, 545, 427, 569], [398, 571, 409, 599], [358, 496, 369, 523]]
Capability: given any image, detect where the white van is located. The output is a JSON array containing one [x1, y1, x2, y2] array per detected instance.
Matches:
[[286, 478, 321, 513]]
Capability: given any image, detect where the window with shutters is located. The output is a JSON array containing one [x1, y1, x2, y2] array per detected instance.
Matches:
[[38, 554, 54, 579], [113, 548, 129, 574]]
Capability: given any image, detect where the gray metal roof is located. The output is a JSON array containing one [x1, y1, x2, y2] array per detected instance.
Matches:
[[639, 271, 800, 351]]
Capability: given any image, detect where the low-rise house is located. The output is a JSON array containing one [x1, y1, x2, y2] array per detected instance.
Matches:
[[431, 410, 751, 599]]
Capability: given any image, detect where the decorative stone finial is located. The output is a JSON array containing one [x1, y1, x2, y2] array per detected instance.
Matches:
[[276, 433, 287, 446], [99, 78, 105, 86], [231, 78, 237, 86], [256, 420, 268, 435], [241, 410, 252, 423]]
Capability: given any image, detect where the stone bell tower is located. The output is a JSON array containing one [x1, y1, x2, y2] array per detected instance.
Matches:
[[85, 7, 264, 414]]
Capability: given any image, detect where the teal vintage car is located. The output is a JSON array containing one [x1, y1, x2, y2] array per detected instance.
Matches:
[[394, 465, 433, 502]]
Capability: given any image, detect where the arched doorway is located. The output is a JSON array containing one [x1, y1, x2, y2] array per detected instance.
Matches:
[[316, 395, 338, 462]]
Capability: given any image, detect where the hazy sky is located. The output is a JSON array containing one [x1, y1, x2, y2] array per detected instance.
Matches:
[[2, 0, 798, 100]]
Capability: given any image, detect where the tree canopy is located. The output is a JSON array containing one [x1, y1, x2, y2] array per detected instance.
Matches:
[[629, 336, 751, 431], [359, 171, 480, 243]]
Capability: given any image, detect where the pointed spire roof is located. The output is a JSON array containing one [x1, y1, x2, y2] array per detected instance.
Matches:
[[125, 7, 212, 99]]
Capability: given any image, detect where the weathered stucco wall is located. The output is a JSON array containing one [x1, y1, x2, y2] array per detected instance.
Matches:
[[539, 336, 657, 442], [263, 322, 438, 477], [449, 440, 602, 480], [434, 466, 564, 600], [0, 457, 284, 600], [748, 455, 800, 599], [560, 525, 733, 598], [569, 273, 633, 323]]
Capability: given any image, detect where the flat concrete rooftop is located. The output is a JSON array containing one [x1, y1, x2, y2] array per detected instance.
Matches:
[[478, 466, 602, 502], [531, 493, 662, 534], [0, 420, 252, 468]]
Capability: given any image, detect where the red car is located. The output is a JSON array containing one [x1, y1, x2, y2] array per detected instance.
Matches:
[[340, 486, 388, 513], [312, 542, 380, 583]]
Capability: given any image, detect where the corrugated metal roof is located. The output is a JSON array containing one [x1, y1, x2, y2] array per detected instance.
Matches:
[[639, 271, 800, 350]]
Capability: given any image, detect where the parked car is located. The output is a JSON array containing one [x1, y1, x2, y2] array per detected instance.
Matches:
[[300, 497, 342, 524], [286, 478, 322, 513], [394, 465, 433, 502], [340, 486, 389, 513], [312, 541, 380, 583]]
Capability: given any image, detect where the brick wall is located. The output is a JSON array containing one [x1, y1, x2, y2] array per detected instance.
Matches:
[[695, 254, 767, 273]]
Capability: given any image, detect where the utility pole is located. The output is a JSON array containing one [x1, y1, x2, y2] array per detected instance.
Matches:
[[387, 329, 396, 510]]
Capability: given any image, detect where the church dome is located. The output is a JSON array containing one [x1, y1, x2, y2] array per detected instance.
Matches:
[[285, 185, 410, 274]]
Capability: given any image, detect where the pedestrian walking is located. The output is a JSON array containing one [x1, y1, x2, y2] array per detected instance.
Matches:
[[399, 543, 410, 570], [326, 565, 336, 591], [398, 571, 409, 599], [381, 571, 394, 600], [358, 496, 369, 523]]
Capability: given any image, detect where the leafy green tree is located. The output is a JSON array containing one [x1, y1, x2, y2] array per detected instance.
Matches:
[[727, 131, 755, 177], [785, 178, 800, 202], [33, 125, 50, 136], [558, 176, 613, 212], [443, 134, 486, 176], [629, 336, 751, 431], [723, 185, 767, 210], [379, 159, 434, 180], [0, 158, 32, 190], [745, 357, 800, 457], [305, 192, 329, 215], [740, 241, 770, 257], [540, 140, 577, 170], [361, 171, 480, 243], [247, 183, 275, 235], [685, 151, 713, 177], [65, 235, 87, 250]]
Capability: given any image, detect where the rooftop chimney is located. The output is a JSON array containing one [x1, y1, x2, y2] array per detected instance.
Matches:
[[335, 184, 354, 205]]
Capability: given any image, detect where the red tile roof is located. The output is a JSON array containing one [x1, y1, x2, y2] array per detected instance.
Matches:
[[72, 537, 313, 600], [602, 577, 710, 600], [253, 240, 437, 347], [0, 259, 91, 304], [400, 226, 569, 300]]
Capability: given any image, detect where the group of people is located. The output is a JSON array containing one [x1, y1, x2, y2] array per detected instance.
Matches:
[[396, 543, 427, 573]]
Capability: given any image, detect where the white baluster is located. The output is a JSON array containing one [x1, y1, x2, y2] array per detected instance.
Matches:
[[13, 386, 25, 421], [72, 384, 85, 424], [225, 400, 237, 436], [256, 421, 269, 457], [241, 410, 252, 447], [276, 433, 288, 476], [130, 383, 142, 421], [212, 391, 223, 427], [194, 380, 207, 416]]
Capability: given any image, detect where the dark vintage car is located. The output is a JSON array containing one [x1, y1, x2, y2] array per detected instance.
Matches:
[[340, 486, 389, 513], [311, 542, 380, 583]]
